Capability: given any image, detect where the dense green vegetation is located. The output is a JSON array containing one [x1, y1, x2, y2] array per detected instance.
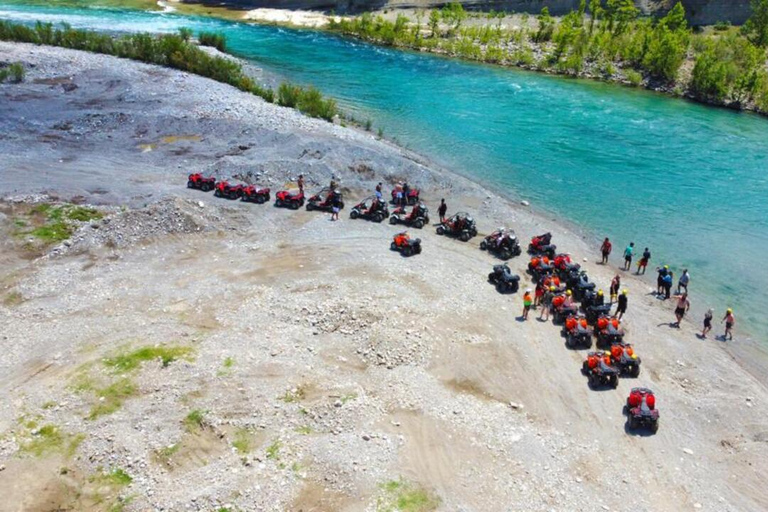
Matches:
[[0, 61, 25, 83], [0, 21, 340, 121], [329, 1, 768, 113]]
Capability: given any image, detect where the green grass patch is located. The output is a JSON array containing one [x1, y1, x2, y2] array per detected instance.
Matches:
[[88, 378, 137, 419], [279, 386, 307, 403], [265, 440, 281, 460], [2, 291, 23, 306], [156, 443, 180, 459], [19, 424, 85, 458], [340, 392, 358, 404], [222, 356, 235, 369], [30, 221, 73, 242], [104, 345, 194, 373], [232, 428, 252, 454], [377, 479, 439, 512], [41, 401, 57, 409], [295, 425, 312, 435], [105, 468, 133, 486], [184, 409, 206, 431], [66, 206, 102, 222]]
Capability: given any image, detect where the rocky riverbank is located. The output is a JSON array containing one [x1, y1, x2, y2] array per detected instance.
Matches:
[[1, 42, 768, 512]]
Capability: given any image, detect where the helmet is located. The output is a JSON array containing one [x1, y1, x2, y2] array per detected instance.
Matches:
[[727, 308, 733, 314], [549, 286, 556, 292], [566, 290, 572, 296], [526, 288, 532, 293], [622, 289, 628, 295], [664, 265, 669, 269], [597, 290, 604, 296]]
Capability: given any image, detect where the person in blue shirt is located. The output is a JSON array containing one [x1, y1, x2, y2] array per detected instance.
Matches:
[[623, 242, 635, 271]]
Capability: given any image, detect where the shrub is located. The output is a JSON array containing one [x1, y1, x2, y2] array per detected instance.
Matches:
[[277, 82, 302, 108], [0, 61, 24, 83], [198, 31, 226, 52], [625, 69, 643, 86], [296, 86, 338, 121]]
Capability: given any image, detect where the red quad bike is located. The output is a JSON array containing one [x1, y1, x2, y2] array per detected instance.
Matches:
[[528, 232, 557, 258], [595, 315, 625, 348], [436, 212, 477, 242], [391, 187, 420, 205], [389, 202, 430, 229], [528, 255, 555, 283], [274, 189, 305, 209], [551, 293, 580, 325], [391, 232, 422, 257], [582, 351, 620, 389], [307, 187, 343, 212], [564, 315, 592, 349], [480, 228, 522, 260], [242, 185, 270, 204], [350, 196, 389, 223], [626, 387, 659, 433], [610, 342, 641, 377], [187, 173, 216, 192], [553, 253, 581, 279], [214, 180, 246, 200]]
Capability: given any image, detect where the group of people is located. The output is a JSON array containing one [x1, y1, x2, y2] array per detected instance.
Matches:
[[297, 174, 342, 221], [600, 237, 734, 340]]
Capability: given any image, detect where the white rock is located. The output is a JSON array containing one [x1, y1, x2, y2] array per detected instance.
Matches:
[[521, 200, 530, 206]]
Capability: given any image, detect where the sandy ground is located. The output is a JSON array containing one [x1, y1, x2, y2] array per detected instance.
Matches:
[[1, 42, 768, 512]]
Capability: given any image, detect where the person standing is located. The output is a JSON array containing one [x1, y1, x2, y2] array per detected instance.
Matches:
[[615, 289, 628, 320], [330, 190, 341, 221], [522, 289, 533, 320], [297, 174, 305, 194], [534, 281, 545, 309], [637, 247, 651, 275], [600, 237, 612, 264], [673, 293, 690, 327], [539, 285, 555, 321], [663, 271, 673, 300], [375, 182, 383, 201], [701, 308, 713, 338], [609, 274, 621, 303], [623, 242, 634, 271], [677, 269, 690, 295], [721, 309, 735, 340], [656, 265, 669, 295], [438, 199, 447, 223]]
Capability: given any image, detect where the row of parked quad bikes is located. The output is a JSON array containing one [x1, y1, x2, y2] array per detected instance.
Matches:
[[188, 174, 659, 433]]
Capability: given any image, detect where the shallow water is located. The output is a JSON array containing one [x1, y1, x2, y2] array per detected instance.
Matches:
[[2, 3, 767, 339]]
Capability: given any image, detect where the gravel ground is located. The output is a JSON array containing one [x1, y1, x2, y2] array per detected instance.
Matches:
[[1, 42, 768, 512]]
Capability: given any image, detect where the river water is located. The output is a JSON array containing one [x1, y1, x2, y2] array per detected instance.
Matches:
[[2, 3, 767, 339]]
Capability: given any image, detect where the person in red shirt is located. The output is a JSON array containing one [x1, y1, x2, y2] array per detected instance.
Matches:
[[600, 237, 612, 264]]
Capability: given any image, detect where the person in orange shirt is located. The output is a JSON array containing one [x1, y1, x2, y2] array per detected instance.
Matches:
[[522, 289, 533, 320]]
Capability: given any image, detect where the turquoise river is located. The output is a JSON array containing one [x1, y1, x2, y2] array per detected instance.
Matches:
[[2, 3, 767, 340]]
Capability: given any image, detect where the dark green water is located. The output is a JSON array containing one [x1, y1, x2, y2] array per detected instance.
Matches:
[[2, 3, 767, 339]]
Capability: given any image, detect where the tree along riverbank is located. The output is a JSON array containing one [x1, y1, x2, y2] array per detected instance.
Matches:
[[327, 1, 768, 117]]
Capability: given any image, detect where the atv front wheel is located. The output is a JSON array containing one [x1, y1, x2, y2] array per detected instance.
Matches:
[[290, 201, 300, 210], [374, 213, 384, 223], [403, 246, 412, 257], [390, 242, 397, 251], [256, 195, 266, 204], [187, 181, 194, 188], [459, 231, 470, 242], [500, 250, 511, 260], [306, 203, 314, 211], [651, 420, 659, 434], [480, 241, 487, 250], [389, 216, 397, 225], [275, 199, 283, 207], [610, 375, 619, 388], [350, 210, 359, 219], [629, 364, 641, 378], [413, 220, 423, 229], [436, 226, 445, 235]]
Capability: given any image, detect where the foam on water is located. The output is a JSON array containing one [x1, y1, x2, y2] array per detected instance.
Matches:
[[2, 3, 767, 339]]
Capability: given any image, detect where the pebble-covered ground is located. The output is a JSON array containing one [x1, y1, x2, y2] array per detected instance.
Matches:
[[1, 42, 767, 512]]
